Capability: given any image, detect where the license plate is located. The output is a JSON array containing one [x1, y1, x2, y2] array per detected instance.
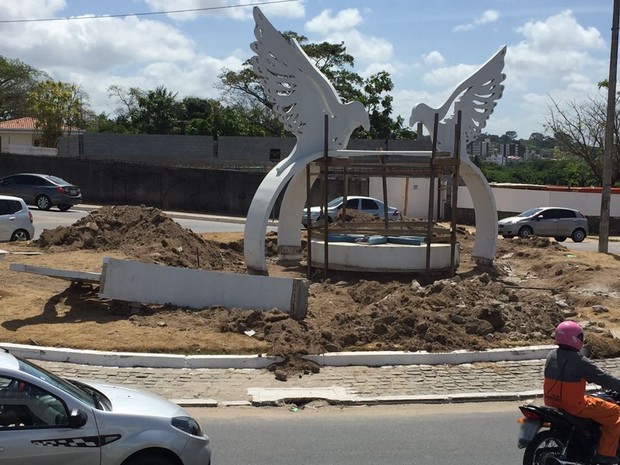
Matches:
[[518, 419, 541, 448]]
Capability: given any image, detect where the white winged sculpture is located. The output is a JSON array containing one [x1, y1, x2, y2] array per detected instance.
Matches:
[[410, 46, 506, 157], [410, 46, 507, 264], [244, 7, 370, 272], [250, 7, 370, 173]]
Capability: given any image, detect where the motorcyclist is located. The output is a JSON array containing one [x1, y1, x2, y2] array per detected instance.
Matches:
[[544, 320, 620, 464]]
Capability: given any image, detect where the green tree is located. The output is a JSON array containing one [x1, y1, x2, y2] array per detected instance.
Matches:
[[356, 71, 414, 140], [546, 94, 620, 185], [0, 56, 46, 120], [131, 86, 181, 134], [108, 85, 181, 134], [27, 80, 88, 147], [178, 97, 257, 136], [480, 158, 598, 186], [219, 32, 412, 139]]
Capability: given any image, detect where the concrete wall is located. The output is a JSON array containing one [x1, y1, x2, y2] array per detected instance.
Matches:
[[458, 184, 620, 234], [0, 153, 266, 215], [0, 153, 367, 215], [57, 134, 430, 169], [369, 177, 442, 219]]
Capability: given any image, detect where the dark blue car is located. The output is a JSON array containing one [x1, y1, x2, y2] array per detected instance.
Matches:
[[0, 173, 82, 211]]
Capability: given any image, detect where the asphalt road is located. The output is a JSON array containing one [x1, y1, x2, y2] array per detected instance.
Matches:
[[29, 207, 263, 239], [191, 403, 525, 465], [31, 207, 620, 254]]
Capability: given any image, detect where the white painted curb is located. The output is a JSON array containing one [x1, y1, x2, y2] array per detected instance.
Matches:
[[1, 342, 554, 369], [304, 346, 555, 367], [1, 343, 283, 369]]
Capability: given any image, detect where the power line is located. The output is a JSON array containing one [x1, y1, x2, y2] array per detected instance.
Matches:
[[0, 0, 299, 24]]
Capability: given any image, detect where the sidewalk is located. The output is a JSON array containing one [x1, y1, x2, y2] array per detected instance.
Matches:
[[18, 345, 620, 408]]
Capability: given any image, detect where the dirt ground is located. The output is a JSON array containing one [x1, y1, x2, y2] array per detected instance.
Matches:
[[1, 205, 620, 379]]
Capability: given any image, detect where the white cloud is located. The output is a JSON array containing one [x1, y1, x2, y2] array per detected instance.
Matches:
[[144, 0, 304, 21], [517, 9, 605, 51], [423, 51, 445, 67], [1, 0, 66, 19], [454, 9, 499, 32], [506, 10, 607, 99], [306, 9, 362, 33], [475, 10, 499, 25], [0, 15, 195, 73], [423, 63, 479, 88], [305, 8, 395, 75]]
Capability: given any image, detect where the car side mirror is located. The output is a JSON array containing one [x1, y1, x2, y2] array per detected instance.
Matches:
[[69, 408, 88, 428]]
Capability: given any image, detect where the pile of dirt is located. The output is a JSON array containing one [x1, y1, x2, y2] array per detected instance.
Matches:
[[37, 205, 244, 270], [3, 205, 620, 380]]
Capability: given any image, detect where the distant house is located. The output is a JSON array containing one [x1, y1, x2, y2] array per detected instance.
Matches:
[[0, 117, 83, 156]]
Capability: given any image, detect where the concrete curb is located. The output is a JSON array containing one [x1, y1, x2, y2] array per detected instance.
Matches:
[[1, 342, 554, 369], [1, 343, 283, 369], [170, 390, 545, 408]]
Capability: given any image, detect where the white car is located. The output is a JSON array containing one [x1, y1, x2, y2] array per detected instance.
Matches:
[[302, 195, 401, 227], [0, 195, 34, 241], [0, 350, 211, 465]]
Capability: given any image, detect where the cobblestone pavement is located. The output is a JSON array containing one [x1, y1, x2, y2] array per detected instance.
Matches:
[[36, 358, 620, 407]]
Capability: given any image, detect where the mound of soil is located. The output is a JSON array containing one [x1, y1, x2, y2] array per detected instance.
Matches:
[[3, 205, 620, 379], [37, 205, 243, 270]]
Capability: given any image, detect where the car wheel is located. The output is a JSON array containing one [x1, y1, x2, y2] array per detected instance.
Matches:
[[10, 229, 30, 242], [554, 236, 567, 242], [518, 226, 534, 239], [57, 204, 71, 212], [35, 195, 52, 210], [571, 228, 586, 243]]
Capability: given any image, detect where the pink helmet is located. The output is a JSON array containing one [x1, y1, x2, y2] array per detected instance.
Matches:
[[554, 321, 584, 351]]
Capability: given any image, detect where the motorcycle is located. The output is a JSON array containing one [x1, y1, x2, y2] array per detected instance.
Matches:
[[517, 390, 620, 465]]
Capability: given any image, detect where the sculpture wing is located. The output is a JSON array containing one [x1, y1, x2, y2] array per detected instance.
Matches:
[[449, 46, 507, 145], [250, 7, 349, 145]]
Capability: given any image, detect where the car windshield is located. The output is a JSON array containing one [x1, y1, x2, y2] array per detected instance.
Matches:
[[516, 208, 543, 218], [17, 358, 98, 408]]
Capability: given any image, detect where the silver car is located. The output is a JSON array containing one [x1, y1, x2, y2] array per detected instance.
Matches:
[[0, 195, 34, 242], [0, 350, 211, 465], [302, 195, 401, 227], [498, 206, 588, 242]]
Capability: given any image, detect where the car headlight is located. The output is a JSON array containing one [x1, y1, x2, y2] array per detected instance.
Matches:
[[172, 416, 203, 436]]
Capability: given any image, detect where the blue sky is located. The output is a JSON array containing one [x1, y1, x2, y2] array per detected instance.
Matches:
[[0, 0, 614, 140]]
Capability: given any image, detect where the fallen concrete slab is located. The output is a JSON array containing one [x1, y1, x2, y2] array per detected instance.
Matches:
[[10, 263, 101, 283], [0, 249, 6, 262], [100, 258, 309, 319]]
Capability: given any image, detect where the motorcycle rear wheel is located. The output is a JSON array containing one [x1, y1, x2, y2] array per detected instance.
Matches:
[[523, 430, 567, 465]]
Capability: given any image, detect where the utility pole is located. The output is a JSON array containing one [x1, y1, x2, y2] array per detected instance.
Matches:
[[599, 0, 619, 253]]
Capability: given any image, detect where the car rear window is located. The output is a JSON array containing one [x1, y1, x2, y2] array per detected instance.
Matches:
[[48, 175, 70, 185]]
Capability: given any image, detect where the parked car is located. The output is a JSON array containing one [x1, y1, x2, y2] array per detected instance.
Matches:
[[0, 195, 34, 242], [498, 206, 588, 242], [0, 173, 82, 211], [302, 195, 401, 227], [0, 349, 211, 465]]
